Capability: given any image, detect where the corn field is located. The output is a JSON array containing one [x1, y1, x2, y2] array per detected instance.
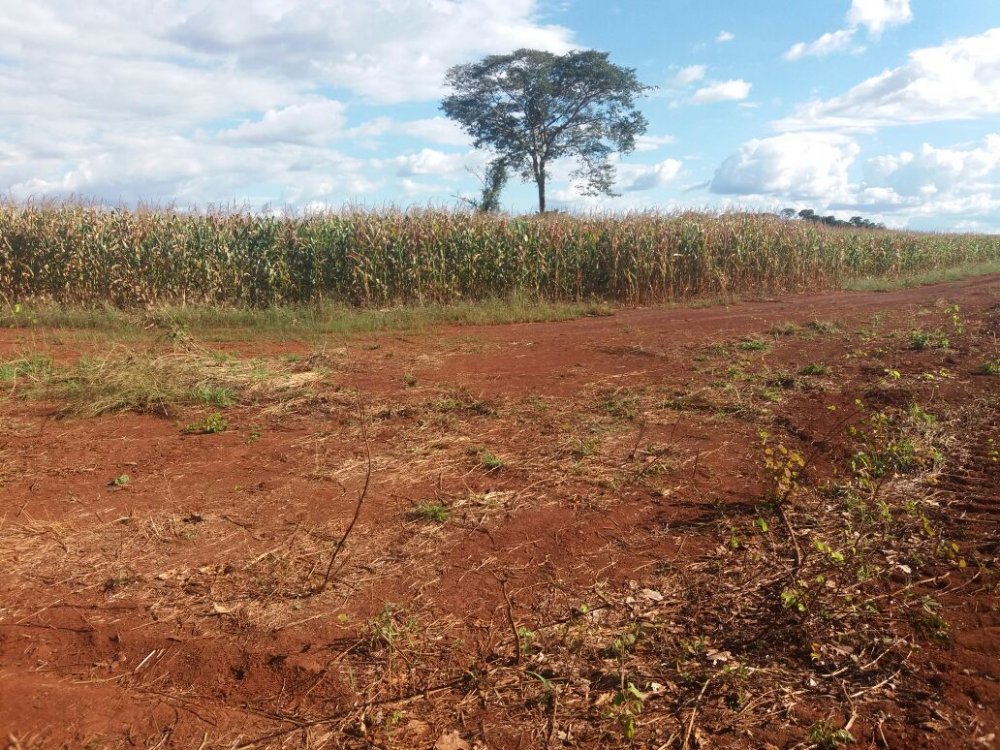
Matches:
[[1, 203, 997, 308]]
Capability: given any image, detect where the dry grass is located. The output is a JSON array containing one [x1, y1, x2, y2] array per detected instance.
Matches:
[[19, 337, 327, 418]]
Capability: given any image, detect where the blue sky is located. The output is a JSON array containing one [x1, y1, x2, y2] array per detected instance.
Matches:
[[1, 1, 998, 230]]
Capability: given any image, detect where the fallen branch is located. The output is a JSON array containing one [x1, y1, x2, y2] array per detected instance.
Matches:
[[312, 396, 372, 596]]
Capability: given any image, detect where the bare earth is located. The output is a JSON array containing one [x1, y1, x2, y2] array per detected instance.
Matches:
[[1, 275, 997, 749]]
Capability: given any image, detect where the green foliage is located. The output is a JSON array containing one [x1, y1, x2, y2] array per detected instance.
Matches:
[[607, 683, 645, 741], [598, 387, 640, 420], [977, 360, 999, 375], [479, 451, 505, 471], [183, 412, 227, 434], [0, 354, 51, 381], [737, 338, 769, 352], [441, 49, 651, 212], [909, 329, 949, 350], [193, 384, 235, 407], [760, 431, 805, 503], [807, 720, 855, 749], [799, 362, 830, 376], [410, 502, 450, 523]]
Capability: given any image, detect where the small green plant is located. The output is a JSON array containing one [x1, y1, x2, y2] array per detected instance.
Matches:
[[402, 373, 417, 387], [607, 683, 645, 741], [807, 720, 854, 749], [945, 303, 964, 334], [570, 436, 601, 459], [479, 451, 505, 471], [760, 432, 805, 502], [780, 585, 806, 613], [0, 354, 52, 382], [909, 329, 949, 351], [247, 425, 263, 444], [516, 625, 537, 655], [183, 412, 228, 434], [799, 362, 830, 376], [737, 338, 769, 352], [192, 385, 235, 407], [914, 596, 951, 643], [107, 474, 130, 487], [410, 501, 450, 523], [976, 360, 999, 375], [765, 370, 797, 389], [598, 387, 640, 420], [368, 604, 416, 650]]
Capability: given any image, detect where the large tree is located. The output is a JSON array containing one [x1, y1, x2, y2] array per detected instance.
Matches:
[[441, 49, 651, 213]]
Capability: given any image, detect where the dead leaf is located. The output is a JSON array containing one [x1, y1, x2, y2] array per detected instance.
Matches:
[[434, 731, 470, 750]]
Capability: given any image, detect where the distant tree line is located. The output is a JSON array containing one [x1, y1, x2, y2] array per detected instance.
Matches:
[[780, 208, 885, 229]]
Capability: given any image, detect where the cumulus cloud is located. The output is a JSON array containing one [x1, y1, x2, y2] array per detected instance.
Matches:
[[619, 159, 683, 192], [784, 0, 911, 61], [219, 100, 348, 145], [0, 0, 574, 207], [784, 29, 858, 61], [776, 29, 1000, 130], [864, 134, 1000, 196], [670, 65, 707, 87], [710, 133, 860, 199], [692, 79, 752, 103], [847, 0, 913, 36], [164, 0, 575, 104], [711, 131, 1000, 230], [376, 148, 487, 179], [716, 31, 735, 43]]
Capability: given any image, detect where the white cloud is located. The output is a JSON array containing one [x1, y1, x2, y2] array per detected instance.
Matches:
[[377, 148, 487, 179], [776, 29, 1000, 130], [220, 100, 348, 145], [693, 79, 752, 104], [847, 0, 913, 36], [716, 31, 735, 43], [710, 131, 1000, 231], [619, 159, 683, 192], [396, 117, 472, 147], [634, 135, 677, 152], [784, 29, 858, 61], [784, 0, 911, 61], [864, 134, 1000, 196], [164, 0, 575, 104], [710, 132, 860, 199], [671, 65, 707, 87], [0, 0, 574, 207]]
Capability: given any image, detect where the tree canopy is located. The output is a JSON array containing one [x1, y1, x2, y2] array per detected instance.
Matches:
[[441, 48, 651, 213]]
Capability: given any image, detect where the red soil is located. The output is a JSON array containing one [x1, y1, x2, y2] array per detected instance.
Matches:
[[1, 275, 997, 749]]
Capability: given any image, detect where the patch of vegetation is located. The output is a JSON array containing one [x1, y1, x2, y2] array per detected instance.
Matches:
[[410, 502, 450, 523], [0, 354, 52, 382], [479, 451, 505, 471], [193, 384, 235, 407], [430, 390, 496, 416], [736, 338, 769, 352], [909, 329, 949, 351], [598, 387, 640, 420], [799, 362, 830, 376], [807, 720, 855, 749], [26, 342, 322, 417], [768, 321, 801, 337], [976, 360, 999, 375], [183, 412, 228, 434]]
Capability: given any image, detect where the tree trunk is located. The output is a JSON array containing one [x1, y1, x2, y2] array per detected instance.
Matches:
[[536, 162, 546, 213]]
